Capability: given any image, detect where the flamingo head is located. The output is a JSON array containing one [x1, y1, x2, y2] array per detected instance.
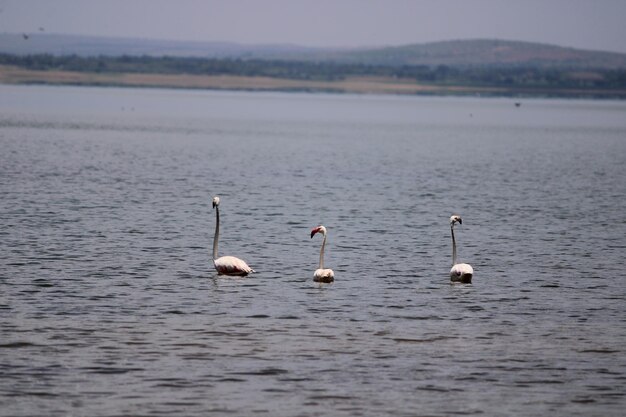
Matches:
[[450, 215, 462, 226], [212, 196, 220, 209], [311, 225, 327, 238]]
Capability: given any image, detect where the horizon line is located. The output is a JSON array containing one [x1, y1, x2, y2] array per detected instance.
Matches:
[[3, 31, 626, 56]]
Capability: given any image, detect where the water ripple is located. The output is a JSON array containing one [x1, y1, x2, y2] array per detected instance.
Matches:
[[1, 87, 626, 416]]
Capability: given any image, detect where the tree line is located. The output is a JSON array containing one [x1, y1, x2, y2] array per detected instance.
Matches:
[[1, 53, 625, 90]]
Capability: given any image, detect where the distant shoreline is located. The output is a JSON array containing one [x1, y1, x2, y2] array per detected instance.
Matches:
[[1, 65, 625, 99]]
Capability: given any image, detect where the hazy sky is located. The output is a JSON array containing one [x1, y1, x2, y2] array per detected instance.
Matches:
[[1, 0, 625, 53]]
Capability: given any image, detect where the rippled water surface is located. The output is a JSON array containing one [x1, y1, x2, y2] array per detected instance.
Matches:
[[1, 85, 625, 416]]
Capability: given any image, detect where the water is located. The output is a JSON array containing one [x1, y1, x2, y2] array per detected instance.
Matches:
[[1, 85, 625, 416]]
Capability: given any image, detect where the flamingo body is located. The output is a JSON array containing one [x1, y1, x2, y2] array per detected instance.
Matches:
[[214, 256, 255, 276], [450, 263, 473, 284], [311, 225, 334, 282], [211, 196, 254, 277], [314, 268, 334, 283]]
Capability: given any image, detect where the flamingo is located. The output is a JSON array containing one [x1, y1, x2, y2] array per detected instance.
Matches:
[[449, 215, 473, 283], [211, 196, 254, 276], [310, 225, 334, 283]]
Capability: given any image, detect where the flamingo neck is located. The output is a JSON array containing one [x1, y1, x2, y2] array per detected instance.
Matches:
[[213, 206, 219, 260], [319, 233, 327, 270], [451, 225, 457, 266]]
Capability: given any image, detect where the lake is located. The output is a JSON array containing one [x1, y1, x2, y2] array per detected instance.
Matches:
[[1, 85, 625, 416]]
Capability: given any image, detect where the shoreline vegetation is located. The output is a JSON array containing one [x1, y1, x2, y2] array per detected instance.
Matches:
[[3, 65, 625, 98], [1, 53, 625, 98]]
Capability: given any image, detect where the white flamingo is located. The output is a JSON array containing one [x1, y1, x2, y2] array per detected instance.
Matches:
[[211, 196, 254, 276], [449, 215, 473, 283], [310, 225, 334, 282]]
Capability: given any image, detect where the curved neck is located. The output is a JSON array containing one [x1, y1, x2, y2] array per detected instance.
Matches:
[[213, 206, 219, 260], [319, 234, 327, 269], [451, 225, 457, 265]]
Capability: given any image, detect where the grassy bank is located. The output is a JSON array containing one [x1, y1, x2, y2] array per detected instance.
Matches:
[[1, 65, 625, 98]]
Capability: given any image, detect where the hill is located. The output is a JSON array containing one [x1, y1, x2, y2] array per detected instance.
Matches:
[[2, 33, 626, 98], [329, 39, 626, 69], [0, 33, 331, 59], [2, 33, 626, 70]]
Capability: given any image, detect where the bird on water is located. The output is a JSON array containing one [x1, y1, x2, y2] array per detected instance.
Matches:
[[449, 215, 473, 283], [310, 225, 334, 283], [211, 196, 254, 276]]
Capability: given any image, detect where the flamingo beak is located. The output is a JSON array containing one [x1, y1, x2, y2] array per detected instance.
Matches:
[[458, 218, 462, 225], [212, 201, 216, 209], [310, 228, 319, 238]]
